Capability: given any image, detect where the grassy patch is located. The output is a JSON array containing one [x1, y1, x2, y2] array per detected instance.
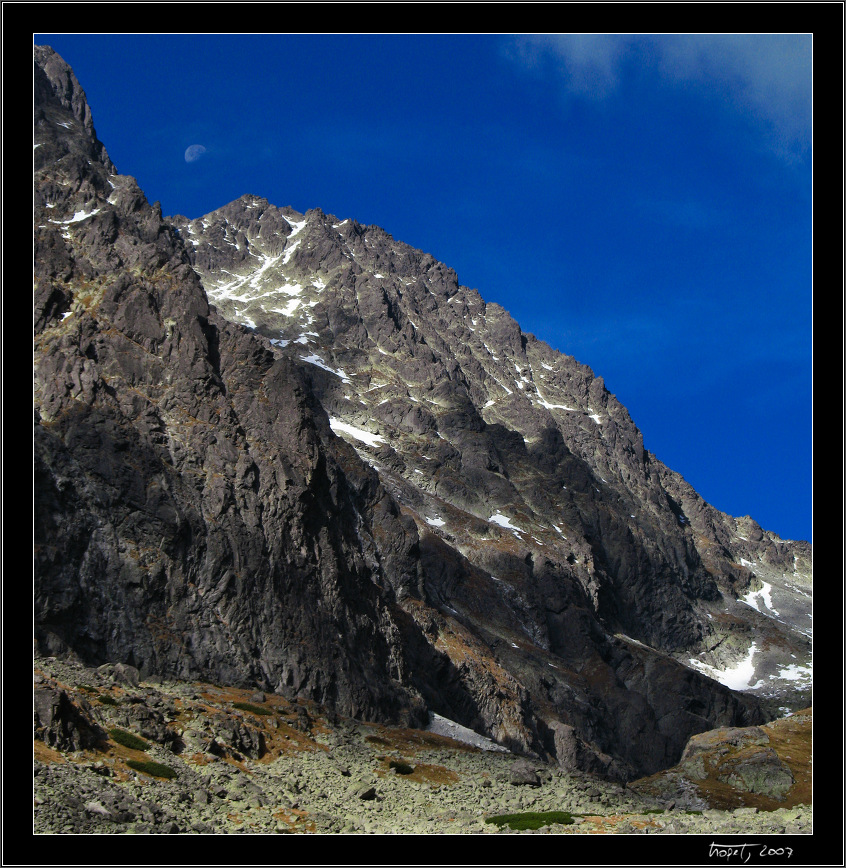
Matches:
[[232, 701, 273, 716], [98, 694, 118, 706], [109, 728, 150, 751], [374, 758, 458, 787], [33, 740, 67, 765], [126, 759, 177, 779], [485, 811, 575, 831], [361, 721, 477, 755]]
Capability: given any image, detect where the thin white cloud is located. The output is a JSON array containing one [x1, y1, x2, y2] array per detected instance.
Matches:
[[503, 34, 811, 160], [506, 33, 633, 97], [658, 34, 811, 156]]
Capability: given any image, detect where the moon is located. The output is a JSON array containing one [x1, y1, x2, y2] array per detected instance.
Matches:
[[184, 144, 207, 163]]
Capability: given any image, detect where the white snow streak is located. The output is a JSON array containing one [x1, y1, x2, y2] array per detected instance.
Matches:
[[50, 208, 101, 225], [273, 298, 300, 317], [300, 354, 351, 383], [329, 418, 385, 448], [538, 397, 578, 411], [425, 713, 507, 752], [282, 240, 300, 264], [688, 642, 759, 691], [489, 513, 524, 534], [772, 663, 812, 684], [285, 215, 307, 236], [740, 581, 779, 617]]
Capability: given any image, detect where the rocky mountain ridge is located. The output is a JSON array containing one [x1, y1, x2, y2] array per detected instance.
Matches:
[[33, 45, 810, 787]]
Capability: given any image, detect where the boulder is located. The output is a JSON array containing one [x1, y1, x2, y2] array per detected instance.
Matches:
[[717, 747, 795, 800], [353, 783, 378, 801], [509, 758, 541, 786], [681, 726, 770, 761], [34, 686, 104, 751]]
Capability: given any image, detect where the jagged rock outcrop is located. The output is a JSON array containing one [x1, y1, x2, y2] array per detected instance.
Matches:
[[34, 46, 810, 779], [34, 684, 105, 752], [630, 709, 810, 810]]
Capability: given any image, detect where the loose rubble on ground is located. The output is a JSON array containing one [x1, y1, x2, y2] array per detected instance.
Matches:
[[33, 657, 811, 836]]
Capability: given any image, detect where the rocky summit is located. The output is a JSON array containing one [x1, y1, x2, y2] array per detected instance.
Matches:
[[34, 40, 811, 827]]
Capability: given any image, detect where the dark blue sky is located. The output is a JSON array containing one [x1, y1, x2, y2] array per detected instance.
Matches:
[[35, 34, 812, 542]]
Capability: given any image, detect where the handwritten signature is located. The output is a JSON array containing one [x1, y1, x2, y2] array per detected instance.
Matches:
[[709, 842, 794, 863]]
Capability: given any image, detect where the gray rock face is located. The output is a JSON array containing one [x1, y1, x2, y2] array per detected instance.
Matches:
[[681, 726, 771, 762], [33, 46, 809, 780], [630, 707, 809, 810], [509, 759, 541, 786]]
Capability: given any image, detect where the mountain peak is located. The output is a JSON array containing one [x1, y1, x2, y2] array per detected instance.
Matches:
[[34, 44, 115, 175]]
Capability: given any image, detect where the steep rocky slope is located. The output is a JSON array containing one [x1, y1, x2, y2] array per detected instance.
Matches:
[[34, 46, 809, 783]]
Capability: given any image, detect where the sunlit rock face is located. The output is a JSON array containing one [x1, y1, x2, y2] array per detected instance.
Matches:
[[34, 45, 810, 780]]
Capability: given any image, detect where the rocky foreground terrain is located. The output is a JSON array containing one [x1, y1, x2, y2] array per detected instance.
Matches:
[[34, 656, 811, 842]]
